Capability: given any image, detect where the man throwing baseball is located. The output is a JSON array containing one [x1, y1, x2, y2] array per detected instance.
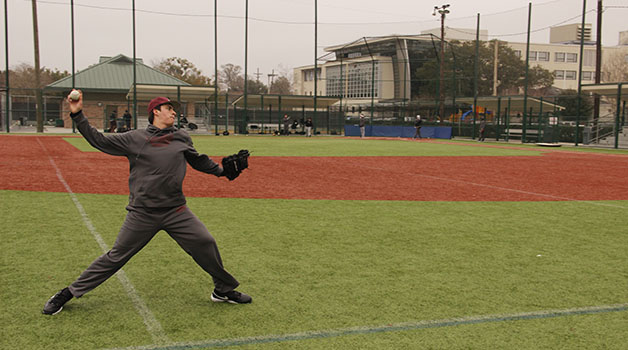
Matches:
[[42, 92, 252, 315]]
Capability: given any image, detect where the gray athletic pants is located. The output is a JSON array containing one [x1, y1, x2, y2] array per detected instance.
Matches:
[[68, 205, 239, 297]]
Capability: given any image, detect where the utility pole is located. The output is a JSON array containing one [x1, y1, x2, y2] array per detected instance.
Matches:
[[267, 69, 277, 92], [31, 0, 43, 132], [433, 4, 450, 121], [254, 68, 262, 82], [493, 40, 499, 96]]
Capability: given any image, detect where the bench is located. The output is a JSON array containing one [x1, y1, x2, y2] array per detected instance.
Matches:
[[502, 128, 539, 140], [247, 123, 280, 134]]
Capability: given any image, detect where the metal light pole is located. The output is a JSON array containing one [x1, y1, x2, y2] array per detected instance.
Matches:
[[433, 4, 450, 121], [473, 13, 480, 139], [593, 0, 602, 142], [70, 0, 76, 132], [243, 0, 248, 134], [214, 0, 218, 135], [314, 0, 318, 119], [4, 0, 9, 132], [132, 0, 137, 129], [522, 2, 532, 143], [575, 0, 587, 146]]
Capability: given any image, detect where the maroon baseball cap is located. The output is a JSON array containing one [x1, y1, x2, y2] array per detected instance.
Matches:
[[147, 97, 181, 123]]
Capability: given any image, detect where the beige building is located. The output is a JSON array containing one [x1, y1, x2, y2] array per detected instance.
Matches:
[[293, 24, 628, 99], [507, 41, 596, 90], [294, 35, 437, 106], [507, 24, 628, 90], [294, 56, 395, 104]]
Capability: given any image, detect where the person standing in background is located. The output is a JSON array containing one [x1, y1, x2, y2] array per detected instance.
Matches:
[[305, 117, 313, 137], [359, 113, 366, 139], [282, 114, 290, 135], [413, 115, 422, 139], [479, 117, 486, 142], [122, 110, 132, 131]]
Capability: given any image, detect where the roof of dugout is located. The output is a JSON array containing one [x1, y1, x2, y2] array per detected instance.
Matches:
[[457, 96, 565, 113], [126, 84, 216, 102], [231, 94, 340, 109], [581, 82, 628, 102]]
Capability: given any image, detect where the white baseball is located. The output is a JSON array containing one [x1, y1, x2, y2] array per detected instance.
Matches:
[[69, 90, 80, 101]]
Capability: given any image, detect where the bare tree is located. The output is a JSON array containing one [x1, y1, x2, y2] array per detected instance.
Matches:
[[0, 63, 69, 90], [602, 51, 628, 83], [219, 63, 244, 92], [152, 57, 212, 86], [270, 76, 292, 94], [246, 78, 268, 94], [269, 64, 293, 94]]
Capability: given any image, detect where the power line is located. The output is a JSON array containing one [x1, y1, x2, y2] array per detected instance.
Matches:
[[447, 9, 598, 38], [33, 0, 624, 26], [29, 0, 627, 35]]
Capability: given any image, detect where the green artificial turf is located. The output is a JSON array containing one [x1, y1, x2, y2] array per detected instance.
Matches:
[[63, 135, 545, 157], [2, 190, 627, 349]]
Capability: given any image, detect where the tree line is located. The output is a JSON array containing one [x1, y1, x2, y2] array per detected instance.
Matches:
[[0, 57, 294, 95], [412, 40, 554, 98], [151, 57, 293, 95]]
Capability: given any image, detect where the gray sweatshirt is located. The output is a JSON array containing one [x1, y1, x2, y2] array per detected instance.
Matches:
[[71, 111, 223, 208]]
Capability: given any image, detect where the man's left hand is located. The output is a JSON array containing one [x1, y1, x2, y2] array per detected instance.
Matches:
[[221, 149, 250, 181]]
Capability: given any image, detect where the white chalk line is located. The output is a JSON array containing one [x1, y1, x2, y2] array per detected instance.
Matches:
[[36, 137, 170, 345], [102, 303, 628, 350]]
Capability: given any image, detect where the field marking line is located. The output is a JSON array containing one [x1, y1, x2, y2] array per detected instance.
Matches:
[[36, 137, 170, 345], [418, 139, 628, 158], [351, 162, 628, 209], [102, 303, 628, 350]]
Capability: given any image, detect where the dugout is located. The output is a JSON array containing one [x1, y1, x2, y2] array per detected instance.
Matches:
[[457, 96, 565, 143], [581, 82, 628, 149], [126, 84, 217, 131], [230, 94, 341, 135], [42, 55, 192, 131]]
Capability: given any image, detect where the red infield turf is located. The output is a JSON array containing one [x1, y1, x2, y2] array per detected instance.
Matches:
[[2, 135, 628, 202]]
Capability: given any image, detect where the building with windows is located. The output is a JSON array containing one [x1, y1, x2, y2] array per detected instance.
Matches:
[[293, 24, 628, 100], [506, 24, 628, 90], [294, 35, 437, 107], [508, 41, 591, 90]]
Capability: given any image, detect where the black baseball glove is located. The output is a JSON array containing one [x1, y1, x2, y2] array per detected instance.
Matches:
[[221, 149, 250, 181]]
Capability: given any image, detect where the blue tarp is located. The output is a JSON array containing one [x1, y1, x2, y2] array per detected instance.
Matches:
[[344, 125, 452, 139]]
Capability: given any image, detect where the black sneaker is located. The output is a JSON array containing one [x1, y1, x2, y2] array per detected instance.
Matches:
[[42, 287, 73, 315], [211, 290, 252, 304]]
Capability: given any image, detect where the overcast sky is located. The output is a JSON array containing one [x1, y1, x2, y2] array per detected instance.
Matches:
[[2, 0, 626, 82]]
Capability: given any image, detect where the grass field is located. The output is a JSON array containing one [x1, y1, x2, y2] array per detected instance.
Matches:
[[1, 135, 627, 349], [63, 135, 548, 157]]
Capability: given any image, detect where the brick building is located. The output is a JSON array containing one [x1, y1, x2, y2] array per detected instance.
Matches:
[[46, 54, 192, 129]]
